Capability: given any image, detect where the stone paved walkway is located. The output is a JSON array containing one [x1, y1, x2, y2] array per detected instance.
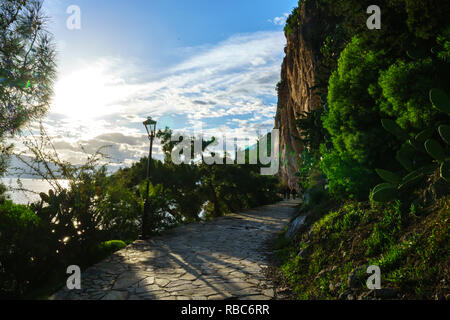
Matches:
[[50, 200, 300, 300]]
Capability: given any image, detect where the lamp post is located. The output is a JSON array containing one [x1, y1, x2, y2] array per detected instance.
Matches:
[[142, 117, 157, 239]]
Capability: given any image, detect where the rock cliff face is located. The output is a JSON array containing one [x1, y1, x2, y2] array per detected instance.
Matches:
[[274, 1, 328, 190]]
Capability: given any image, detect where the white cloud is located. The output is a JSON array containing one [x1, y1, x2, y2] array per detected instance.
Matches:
[[269, 13, 290, 26], [39, 30, 286, 168]]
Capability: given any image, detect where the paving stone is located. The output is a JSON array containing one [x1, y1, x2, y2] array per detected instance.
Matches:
[[166, 284, 195, 292], [139, 277, 155, 287], [234, 287, 260, 297], [155, 278, 171, 287], [50, 201, 299, 300], [262, 289, 275, 297], [166, 280, 194, 288], [113, 274, 143, 290], [180, 273, 198, 281]]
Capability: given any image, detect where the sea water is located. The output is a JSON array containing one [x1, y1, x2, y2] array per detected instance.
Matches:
[[1, 178, 69, 205]]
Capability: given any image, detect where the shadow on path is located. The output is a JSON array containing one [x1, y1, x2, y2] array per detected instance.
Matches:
[[50, 200, 300, 300]]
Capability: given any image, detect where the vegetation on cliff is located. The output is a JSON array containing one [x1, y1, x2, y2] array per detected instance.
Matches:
[[276, 0, 449, 299]]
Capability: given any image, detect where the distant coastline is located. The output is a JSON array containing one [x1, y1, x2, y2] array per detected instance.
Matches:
[[1, 178, 69, 205]]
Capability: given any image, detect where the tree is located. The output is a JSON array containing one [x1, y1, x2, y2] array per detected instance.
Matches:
[[0, 0, 56, 179]]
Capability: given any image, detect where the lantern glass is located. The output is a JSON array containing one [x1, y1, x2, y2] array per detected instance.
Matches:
[[143, 117, 157, 137]]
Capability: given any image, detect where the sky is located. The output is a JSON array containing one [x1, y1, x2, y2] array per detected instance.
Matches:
[[27, 0, 298, 169]]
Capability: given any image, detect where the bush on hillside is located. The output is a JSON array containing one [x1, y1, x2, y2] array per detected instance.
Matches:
[[0, 201, 47, 297]]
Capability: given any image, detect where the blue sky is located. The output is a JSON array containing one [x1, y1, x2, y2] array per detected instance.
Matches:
[[35, 0, 297, 167]]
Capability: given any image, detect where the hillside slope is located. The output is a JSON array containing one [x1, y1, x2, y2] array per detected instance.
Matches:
[[272, 0, 449, 300]]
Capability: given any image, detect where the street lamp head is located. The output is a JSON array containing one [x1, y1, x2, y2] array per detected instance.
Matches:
[[143, 117, 157, 138], [143, 117, 157, 126]]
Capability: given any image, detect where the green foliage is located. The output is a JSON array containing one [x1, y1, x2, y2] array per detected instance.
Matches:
[[277, 0, 450, 299], [372, 242, 408, 272], [371, 184, 398, 203], [279, 194, 449, 299], [273, 229, 294, 263], [306, 185, 328, 207], [336, 204, 364, 232], [0, 0, 56, 178], [430, 88, 450, 115], [316, 24, 348, 95], [97, 240, 127, 257], [375, 169, 401, 185], [435, 27, 450, 62], [403, 0, 450, 40], [324, 37, 393, 165], [296, 109, 329, 153], [296, 150, 320, 190], [395, 146, 415, 172], [0, 200, 46, 297], [412, 128, 433, 143], [284, 5, 300, 36], [378, 59, 437, 129], [438, 125, 450, 145], [424, 139, 445, 162], [97, 179, 142, 240], [381, 119, 410, 141], [398, 168, 426, 190], [370, 88, 450, 203], [365, 200, 403, 255], [0, 0, 56, 139], [441, 161, 450, 182], [315, 5, 449, 200], [319, 147, 375, 200], [276, 79, 286, 94]]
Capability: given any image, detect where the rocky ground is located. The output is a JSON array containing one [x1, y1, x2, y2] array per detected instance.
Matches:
[[50, 200, 300, 300]]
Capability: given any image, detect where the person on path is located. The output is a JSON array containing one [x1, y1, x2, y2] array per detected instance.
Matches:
[[292, 189, 297, 200]]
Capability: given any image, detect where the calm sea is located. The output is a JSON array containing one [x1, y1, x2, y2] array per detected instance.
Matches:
[[1, 178, 69, 205]]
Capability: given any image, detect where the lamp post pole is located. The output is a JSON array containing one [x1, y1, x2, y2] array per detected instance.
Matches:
[[142, 117, 157, 239]]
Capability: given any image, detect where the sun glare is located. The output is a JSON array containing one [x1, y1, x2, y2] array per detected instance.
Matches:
[[51, 64, 135, 121]]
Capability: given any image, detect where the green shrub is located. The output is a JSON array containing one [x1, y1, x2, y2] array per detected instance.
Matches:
[[378, 58, 437, 129], [308, 186, 327, 206], [98, 240, 127, 256], [284, 6, 300, 35], [320, 36, 400, 199], [0, 182, 7, 202], [319, 147, 376, 200], [323, 37, 394, 165], [98, 183, 142, 241], [0, 201, 47, 298]]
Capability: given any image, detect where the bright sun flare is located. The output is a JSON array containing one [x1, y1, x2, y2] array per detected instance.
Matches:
[[51, 64, 136, 121]]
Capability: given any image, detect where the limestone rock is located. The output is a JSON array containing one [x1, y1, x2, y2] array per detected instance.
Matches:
[[274, 0, 329, 189]]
